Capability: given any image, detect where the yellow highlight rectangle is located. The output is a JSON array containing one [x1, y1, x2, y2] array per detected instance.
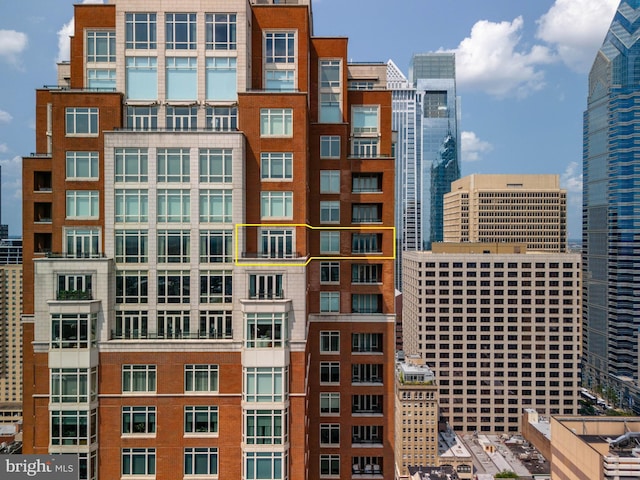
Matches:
[[234, 223, 396, 267]]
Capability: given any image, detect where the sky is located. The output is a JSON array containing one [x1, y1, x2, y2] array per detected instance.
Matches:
[[0, 0, 621, 239]]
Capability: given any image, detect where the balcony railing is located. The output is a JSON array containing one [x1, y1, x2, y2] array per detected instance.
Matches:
[[110, 330, 233, 341], [241, 252, 304, 259], [46, 252, 106, 259], [352, 406, 383, 415], [248, 290, 285, 300], [56, 290, 92, 301], [352, 436, 382, 445], [352, 377, 382, 384]]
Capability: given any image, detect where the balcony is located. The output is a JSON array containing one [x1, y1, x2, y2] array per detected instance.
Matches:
[[241, 251, 304, 259], [34, 171, 52, 192], [110, 330, 233, 341], [57, 289, 92, 301], [351, 459, 383, 477]]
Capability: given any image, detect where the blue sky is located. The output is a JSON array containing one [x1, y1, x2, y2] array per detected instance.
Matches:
[[0, 0, 620, 239]]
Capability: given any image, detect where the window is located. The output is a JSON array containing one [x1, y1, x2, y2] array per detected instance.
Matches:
[[51, 313, 97, 349], [320, 60, 340, 88], [166, 57, 197, 100], [319, 231, 340, 254], [206, 57, 237, 100], [245, 312, 287, 348], [165, 13, 196, 50], [320, 136, 340, 158], [260, 109, 293, 136], [265, 70, 295, 91], [51, 368, 97, 403], [157, 310, 190, 339], [158, 148, 190, 182], [125, 57, 158, 100], [319, 93, 341, 123], [320, 331, 340, 353], [126, 106, 157, 130], [116, 230, 148, 263], [115, 270, 148, 304], [206, 106, 237, 131], [157, 271, 190, 303], [261, 191, 293, 219], [320, 392, 340, 414], [200, 149, 232, 183], [157, 189, 190, 223], [166, 105, 197, 130], [320, 171, 340, 193], [157, 230, 190, 263], [352, 333, 382, 353], [200, 230, 232, 263], [352, 364, 382, 383], [320, 292, 340, 313], [65, 228, 100, 258], [206, 13, 236, 50], [200, 190, 232, 223], [320, 201, 340, 223], [66, 108, 98, 135], [185, 406, 218, 434], [320, 455, 340, 477], [320, 362, 340, 384], [424, 91, 448, 117], [184, 448, 218, 476], [261, 153, 293, 180], [125, 13, 156, 49], [261, 229, 294, 258], [122, 406, 156, 434], [115, 189, 148, 222], [245, 367, 287, 402], [115, 311, 148, 339], [122, 448, 155, 476], [245, 409, 287, 444], [122, 365, 156, 393], [199, 311, 233, 339], [86, 31, 115, 62], [245, 452, 284, 480], [200, 270, 233, 303], [352, 138, 378, 157], [185, 365, 219, 392], [352, 233, 381, 253], [57, 273, 92, 300], [352, 106, 379, 134], [351, 264, 381, 283], [320, 425, 340, 446], [352, 204, 381, 223], [87, 69, 116, 90], [249, 274, 283, 299], [265, 31, 295, 63], [320, 262, 340, 284], [115, 148, 148, 182], [51, 409, 96, 446], [352, 173, 381, 192], [352, 294, 382, 313]]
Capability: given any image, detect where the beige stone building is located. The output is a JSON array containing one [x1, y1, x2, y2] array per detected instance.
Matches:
[[402, 243, 581, 434], [443, 174, 567, 252], [0, 264, 22, 421]]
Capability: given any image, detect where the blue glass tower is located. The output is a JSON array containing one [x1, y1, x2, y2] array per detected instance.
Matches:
[[583, 0, 640, 406]]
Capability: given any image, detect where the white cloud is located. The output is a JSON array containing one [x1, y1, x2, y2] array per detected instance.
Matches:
[[0, 30, 28, 67], [461, 131, 493, 162], [561, 161, 583, 193], [0, 110, 12, 124], [0, 155, 23, 202], [57, 0, 105, 63], [443, 17, 555, 98], [0, 144, 8, 154], [537, 0, 619, 72]]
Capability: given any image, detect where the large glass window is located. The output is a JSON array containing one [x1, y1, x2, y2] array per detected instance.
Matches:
[[200, 190, 232, 223], [245, 367, 287, 402], [320, 331, 340, 353], [320, 262, 340, 284], [352, 106, 379, 134], [165, 13, 196, 50], [166, 57, 197, 100], [115, 148, 148, 182], [156, 310, 190, 339], [66, 108, 98, 136], [115, 311, 148, 339], [352, 233, 381, 253], [352, 204, 381, 223], [157, 271, 190, 304], [206, 57, 237, 100], [51, 409, 96, 446], [245, 452, 284, 480], [320, 362, 340, 384], [199, 310, 232, 339], [265, 32, 295, 63], [352, 138, 379, 157], [125, 13, 156, 49], [122, 448, 155, 476], [184, 448, 218, 476], [206, 106, 237, 131], [66, 152, 98, 180], [86, 31, 115, 62], [320, 201, 340, 223], [245, 312, 287, 348], [319, 231, 340, 254], [51, 314, 96, 349], [115, 189, 148, 223], [249, 273, 283, 299], [125, 57, 157, 100], [166, 106, 197, 130], [320, 136, 340, 158], [51, 368, 97, 404], [320, 292, 340, 313], [157, 230, 190, 263], [261, 191, 293, 219], [351, 294, 382, 314], [122, 365, 156, 393], [261, 153, 292, 180], [157, 189, 190, 223], [320, 454, 340, 477], [320, 425, 340, 446], [265, 70, 295, 91], [260, 109, 293, 136], [185, 406, 218, 434], [200, 230, 233, 263], [65, 228, 100, 258], [87, 69, 116, 90], [57, 274, 92, 300], [122, 406, 156, 434], [185, 365, 219, 392], [200, 149, 232, 183], [206, 13, 236, 50], [126, 106, 157, 131], [66, 191, 99, 219], [320, 171, 340, 193], [352, 173, 381, 192], [260, 229, 294, 258], [245, 409, 287, 445], [320, 392, 340, 415], [115, 270, 148, 304], [157, 148, 190, 183], [319, 93, 341, 123], [200, 270, 233, 304], [351, 264, 382, 284]]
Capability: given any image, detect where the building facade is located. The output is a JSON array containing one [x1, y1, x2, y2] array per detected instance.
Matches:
[[402, 244, 581, 434], [444, 174, 567, 252], [583, 0, 640, 409], [388, 53, 461, 289], [0, 264, 22, 421], [21, 1, 396, 479]]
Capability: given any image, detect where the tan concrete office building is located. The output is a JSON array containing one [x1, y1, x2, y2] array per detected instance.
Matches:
[[402, 243, 581, 434], [0, 264, 22, 421], [443, 174, 567, 252]]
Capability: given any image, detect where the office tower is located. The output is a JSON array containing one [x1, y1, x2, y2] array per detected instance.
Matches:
[[0, 238, 22, 265], [21, 1, 396, 479], [583, 0, 640, 408], [402, 243, 581, 434], [388, 53, 461, 289], [444, 174, 567, 252], [0, 263, 22, 422], [0, 165, 8, 240]]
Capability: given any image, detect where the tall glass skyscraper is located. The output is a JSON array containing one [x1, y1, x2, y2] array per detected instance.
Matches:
[[583, 0, 640, 408], [388, 54, 461, 289]]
